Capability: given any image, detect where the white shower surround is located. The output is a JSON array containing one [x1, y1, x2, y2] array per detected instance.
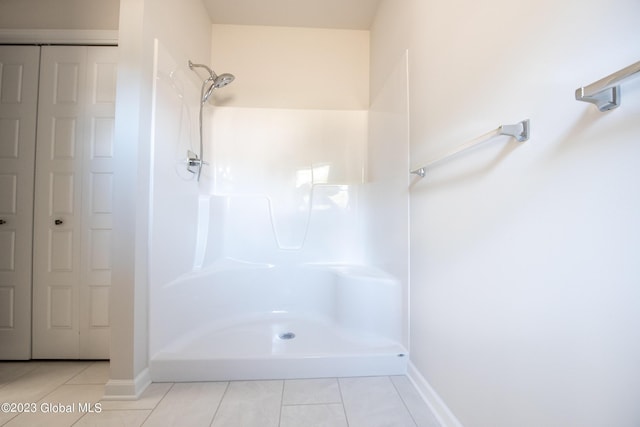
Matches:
[[148, 38, 408, 382]]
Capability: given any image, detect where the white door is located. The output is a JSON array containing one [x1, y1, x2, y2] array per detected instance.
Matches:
[[32, 46, 117, 359], [0, 46, 40, 360]]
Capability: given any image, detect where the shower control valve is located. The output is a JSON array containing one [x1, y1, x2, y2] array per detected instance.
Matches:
[[186, 150, 208, 175]]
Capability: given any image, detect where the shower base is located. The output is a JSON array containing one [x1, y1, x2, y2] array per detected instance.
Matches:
[[150, 312, 408, 382]]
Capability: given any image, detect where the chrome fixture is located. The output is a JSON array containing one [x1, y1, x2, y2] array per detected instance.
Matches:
[[575, 60, 640, 111], [411, 119, 530, 178], [189, 60, 235, 103], [186, 150, 203, 175], [188, 60, 235, 181]]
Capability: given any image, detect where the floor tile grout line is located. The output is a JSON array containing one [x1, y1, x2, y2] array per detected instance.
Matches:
[[71, 409, 88, 426], [389, 375, 419, 427], [281, 401, 344, 407], [0, 365, 39, 394], [32, 367, 87, 406], [0, 362, 40, 390], [208, 381, 230, 427], [154, 382, 176, 409], [139, 399, 156, 427], [278, 379, 285, 427], [64, 361, 94, 385], [135, 382, 176, 427], [336, 377, 350, 427]]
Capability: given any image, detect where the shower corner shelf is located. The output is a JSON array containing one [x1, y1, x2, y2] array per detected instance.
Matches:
[[575, 60, 640, 111]]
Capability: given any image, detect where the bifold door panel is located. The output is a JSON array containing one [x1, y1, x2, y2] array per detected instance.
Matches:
[[0, 46, 40, 360], [0, 45, 116, 360]]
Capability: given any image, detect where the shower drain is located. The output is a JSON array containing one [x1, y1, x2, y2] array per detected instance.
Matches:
[[278, 332, 296, 340]]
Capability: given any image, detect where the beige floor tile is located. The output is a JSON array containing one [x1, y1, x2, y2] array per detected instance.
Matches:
[[211, 380, 283, 427], [142, 382, 227, 427], [283, 378, 342, 405], [340, 376, 417, 427], [0, 362, 39, 388], [74, 409, 152, 426], [67, 361, 110, 385], [280, 403, 348, 427], [0, 362, 90, 402], [3, 384, 104, 427], [0, 361, 441, 427]]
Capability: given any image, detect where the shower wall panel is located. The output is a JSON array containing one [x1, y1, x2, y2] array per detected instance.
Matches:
[[148, 39, 201, 293], [365, 50, 410, 348], [201, 107, 367, 265]]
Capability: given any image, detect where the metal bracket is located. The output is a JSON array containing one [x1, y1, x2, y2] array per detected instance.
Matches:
[[410, 167, 426, 178], [499, 119, 530, 142], [575, 60, 639, 112], [575, 85, 620, 112]]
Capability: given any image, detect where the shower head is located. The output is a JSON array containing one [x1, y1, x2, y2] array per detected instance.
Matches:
[[202, 73, 235, 102], [189, 60, 235, 102], [213, 73, 235, 89]]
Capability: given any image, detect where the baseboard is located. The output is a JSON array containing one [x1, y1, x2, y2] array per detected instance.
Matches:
[[103, 368, 151, 401], [407, 362, 465, 427]]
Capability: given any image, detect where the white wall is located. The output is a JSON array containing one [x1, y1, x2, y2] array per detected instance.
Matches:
[[371, 0, 640, 426], [211, 24, 369, 109], [108, 0, 212, 398], [0, 0, 119, 30]]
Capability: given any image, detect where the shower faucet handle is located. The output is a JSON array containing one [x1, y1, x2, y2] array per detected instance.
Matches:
[[0, 219, 6, 225], [186, 150, 202, 175], [54, 219, 64, 225], [186, 150, 209, 175]]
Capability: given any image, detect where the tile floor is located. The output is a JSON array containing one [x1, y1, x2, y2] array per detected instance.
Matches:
[[0, 361, 441, 427]]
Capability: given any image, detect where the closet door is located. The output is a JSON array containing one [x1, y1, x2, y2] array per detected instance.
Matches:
[[0, 46, 40, 360], [32, 46, 116, 359]]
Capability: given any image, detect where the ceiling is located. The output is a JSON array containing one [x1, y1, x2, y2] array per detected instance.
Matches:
[[202, 0, 382, 30]]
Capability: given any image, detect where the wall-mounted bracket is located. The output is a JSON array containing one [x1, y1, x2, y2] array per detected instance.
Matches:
[[410, 167, 426, 178], [499, 119, 530, 142], [575, 60, 639, 112], [575, 85, 620, 112]]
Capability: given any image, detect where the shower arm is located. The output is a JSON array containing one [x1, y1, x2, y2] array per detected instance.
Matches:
[[189, 60, 216, 80]]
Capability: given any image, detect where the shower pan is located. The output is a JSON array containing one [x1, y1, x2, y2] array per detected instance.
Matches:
[[150, 257, 407, 381], [187, 60, 235, 180]]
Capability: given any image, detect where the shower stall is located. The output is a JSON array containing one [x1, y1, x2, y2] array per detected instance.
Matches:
[[147, 33, 409, 381]]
